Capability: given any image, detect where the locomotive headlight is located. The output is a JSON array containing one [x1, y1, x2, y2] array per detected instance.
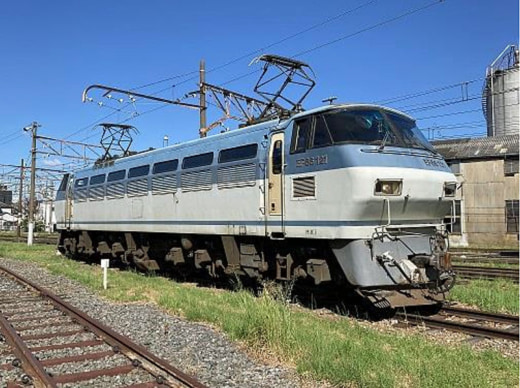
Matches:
[[443, 182, 457, 197], [374, 179, 402, 196]]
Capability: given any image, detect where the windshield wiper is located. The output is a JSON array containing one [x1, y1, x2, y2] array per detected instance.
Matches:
[[377, 120, 391, 151]]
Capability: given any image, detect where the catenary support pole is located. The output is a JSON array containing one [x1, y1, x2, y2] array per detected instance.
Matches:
[[25, 122, 40, 246], [199, 59, 207, 136], [17, 159, 24, 241]]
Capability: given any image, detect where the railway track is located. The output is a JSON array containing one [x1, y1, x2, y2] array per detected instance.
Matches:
[[453, 265, 519, 282], [451, 250, 519, 265], [0, 235, 58, 245], [0, 263, 207, 387], [452, 257, 519, 265], [396, 305, 519, 341]]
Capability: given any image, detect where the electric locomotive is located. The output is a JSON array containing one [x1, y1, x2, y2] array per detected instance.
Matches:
[[55, 56, 456, 309]]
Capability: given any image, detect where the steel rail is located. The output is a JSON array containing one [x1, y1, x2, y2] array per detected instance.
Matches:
[[0, 312, 57, 387], [453, 266, 519, 274], [441, 306, 519, 325], [450, 250, 519, 258], [397, 313, 519, 341], [453, 265, 519, 282], [0, 236, 58, 245], [453, 258, 519, 265], [0, 263, 207, 388]]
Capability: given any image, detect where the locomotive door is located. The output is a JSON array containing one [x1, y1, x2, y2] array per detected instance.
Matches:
[[267, 132, 285, 237], [65, 178, 73, 229]]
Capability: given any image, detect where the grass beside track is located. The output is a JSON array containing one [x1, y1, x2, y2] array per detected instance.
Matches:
[[449, 279, 519, 315], [0, 243, 518, 388]]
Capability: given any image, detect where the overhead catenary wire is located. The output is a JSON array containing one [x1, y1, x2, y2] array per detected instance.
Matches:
[[129, 0, 378, 92], [374, 77, 484, 105], [102, 0, 445, 130], [217, 0, 445, 88], [109, 0, 445, 111], [415, 108, 482, 121], [79, 0, 381, 127]]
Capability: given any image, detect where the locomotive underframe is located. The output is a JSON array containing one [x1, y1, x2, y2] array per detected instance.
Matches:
[[58, 227, 453, 309]]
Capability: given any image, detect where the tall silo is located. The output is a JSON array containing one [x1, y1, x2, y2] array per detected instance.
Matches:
[[482, 45, 520, 137]]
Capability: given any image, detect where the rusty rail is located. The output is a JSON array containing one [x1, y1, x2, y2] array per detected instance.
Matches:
[[0, 263, 208, 387], [396, 306, 519, 341], [453, 265, 519, 282]]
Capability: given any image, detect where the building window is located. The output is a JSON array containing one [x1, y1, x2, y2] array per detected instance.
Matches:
[[505, 200, 519, 233], [504, 158, 519, 176], [444, 200, 461, 234]]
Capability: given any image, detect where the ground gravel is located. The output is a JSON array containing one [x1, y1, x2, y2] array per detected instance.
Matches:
[[0, 257, 305, 388], [0, 338, 35, 387]]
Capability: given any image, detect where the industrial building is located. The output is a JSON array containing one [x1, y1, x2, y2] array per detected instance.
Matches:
[[432, 45, 519, 249], [433, 135, 519, 248]]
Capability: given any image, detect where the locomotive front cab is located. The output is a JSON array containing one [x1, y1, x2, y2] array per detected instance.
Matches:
[[283, 105, 457, 308], [284, 104, 456, 226]]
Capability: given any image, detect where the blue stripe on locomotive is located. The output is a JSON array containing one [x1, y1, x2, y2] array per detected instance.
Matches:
[[70, 107, 449, 185]]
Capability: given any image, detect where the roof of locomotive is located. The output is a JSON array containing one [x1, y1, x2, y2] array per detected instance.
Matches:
[[71, 103, 415, 176], [287, 103, 415, 122]]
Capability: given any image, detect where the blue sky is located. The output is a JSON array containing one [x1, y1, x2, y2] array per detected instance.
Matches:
[[0, 0, 518, 180]]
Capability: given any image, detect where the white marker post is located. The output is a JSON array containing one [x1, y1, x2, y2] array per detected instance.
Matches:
[[100, 259, 109, 290]]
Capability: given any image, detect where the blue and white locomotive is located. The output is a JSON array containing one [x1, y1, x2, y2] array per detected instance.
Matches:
[[55, 102, 457, 309]]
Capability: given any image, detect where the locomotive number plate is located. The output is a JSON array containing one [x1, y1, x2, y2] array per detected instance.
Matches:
[[423, 158, 446, 168], [296, 155, 328, 168]]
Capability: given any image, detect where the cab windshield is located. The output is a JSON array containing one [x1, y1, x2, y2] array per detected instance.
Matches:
[[293, 108, 435, 153]]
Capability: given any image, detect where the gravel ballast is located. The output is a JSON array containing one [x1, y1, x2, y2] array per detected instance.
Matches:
[[0, 257, 305, 388]]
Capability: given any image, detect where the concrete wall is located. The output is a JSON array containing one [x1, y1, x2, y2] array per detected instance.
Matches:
[[449, 159, 519, 249]]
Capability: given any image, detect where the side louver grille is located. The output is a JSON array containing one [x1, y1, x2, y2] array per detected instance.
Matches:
[[293, 176, 315, 198]]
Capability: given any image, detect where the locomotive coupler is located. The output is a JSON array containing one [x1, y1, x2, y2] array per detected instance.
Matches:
[[375, 252, 422, 285]]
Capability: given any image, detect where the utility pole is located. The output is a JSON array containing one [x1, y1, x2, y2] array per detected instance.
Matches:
[[17, 159, 24, 241], [199, 59, 207, 136], [24, 121, 40, 246]]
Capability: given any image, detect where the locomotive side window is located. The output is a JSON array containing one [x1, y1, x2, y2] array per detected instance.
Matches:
[[312, 115, 333, 148], [129, 165, 150, 178], [291, 118, 311, 154], [58, 174, 70, 192], [90, 174, 105, 185], [219, 144, 258, 163], [74, 178, 88, 187], [182, 152, 213, 169], [107, 170, 126, 182], [153, 159, 178, 174], [272, 140, 283, 174]]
